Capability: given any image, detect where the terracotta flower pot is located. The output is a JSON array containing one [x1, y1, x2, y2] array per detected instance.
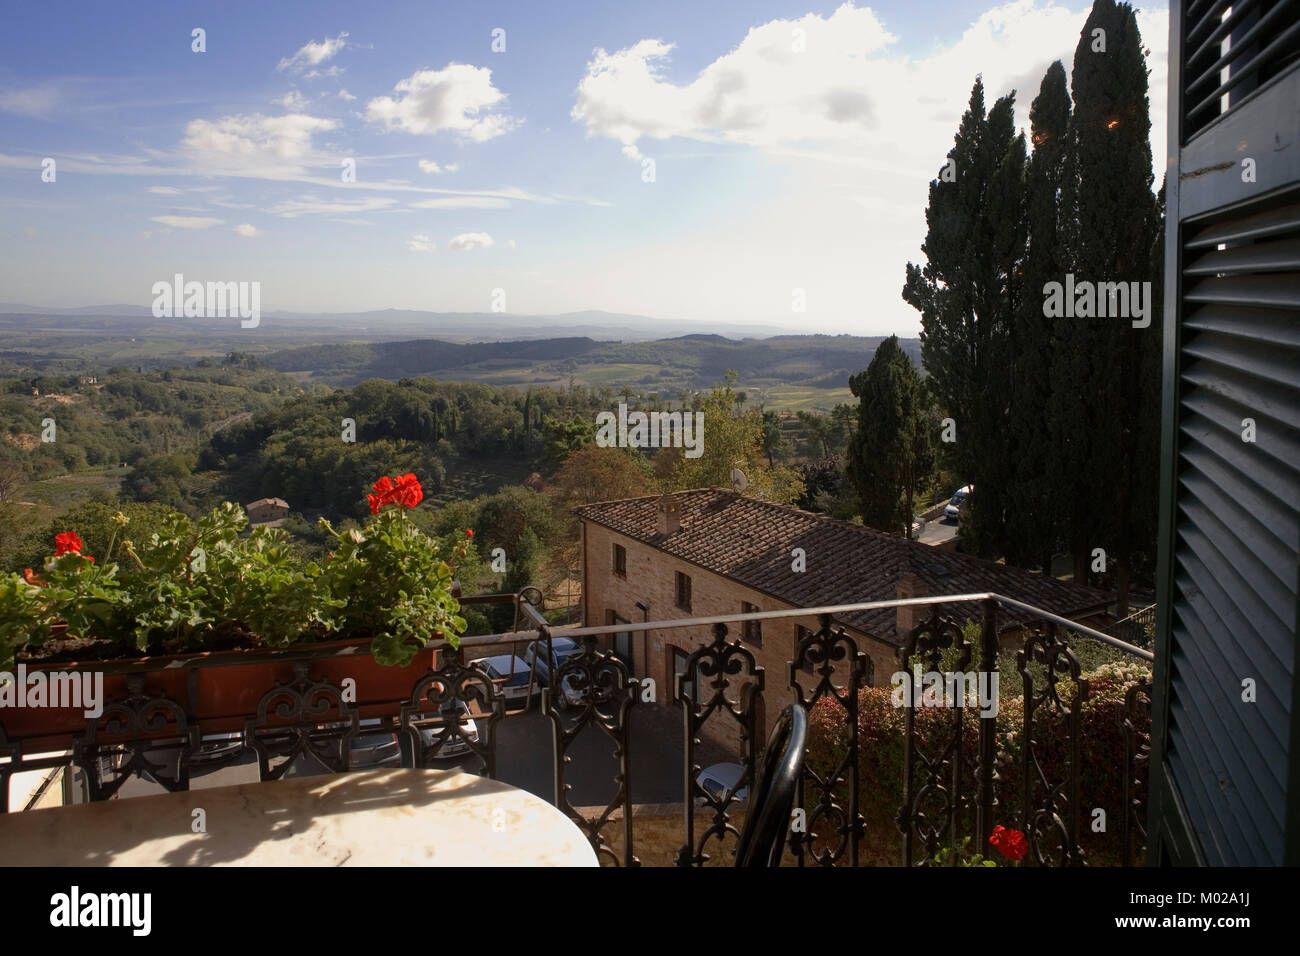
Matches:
[[2, 637, 440, 753]]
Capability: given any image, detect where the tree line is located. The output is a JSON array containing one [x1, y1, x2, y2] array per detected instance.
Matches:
[[847, 0, 1161, 612]]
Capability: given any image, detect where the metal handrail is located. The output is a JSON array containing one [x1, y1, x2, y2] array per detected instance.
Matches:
[[444, 590, 1154, 663]]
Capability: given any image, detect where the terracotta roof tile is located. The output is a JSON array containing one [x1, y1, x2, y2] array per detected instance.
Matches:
[[575, 489, 1111, 646]]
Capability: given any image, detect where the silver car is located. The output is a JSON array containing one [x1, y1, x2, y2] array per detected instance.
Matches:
[[410, 700, 480, 759]]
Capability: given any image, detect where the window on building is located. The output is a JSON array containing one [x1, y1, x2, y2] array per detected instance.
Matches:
[[675, 571, 692, 611], [742, 602, 763, 647], [613, 543, 626, 577]]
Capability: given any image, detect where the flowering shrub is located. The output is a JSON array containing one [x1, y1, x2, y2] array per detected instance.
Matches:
[[806, 653, 1152, 865], [0, 475, 472, 669]]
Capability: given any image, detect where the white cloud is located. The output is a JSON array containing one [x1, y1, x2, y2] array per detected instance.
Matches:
[[507, 238, 516, 250], [407, 233, 435, 252], [266, 195, 398, 218], [556, 0, 1168, 335], [277, 90, 308, 111], [447, 231, 494, 251], [410, 196, 509, 209], [338, 89, 357, 101], [0, 84, 60, 116], [571, 0, 1167, 182], [570, 17, 895, 154], [234, 223, 262, 237], [150, 215, 222, 229], [278, 32, 349, 74], [418, 159, 460, 174], [148, 186, 182, 195], [366, 64, 518, 141], [181, 112, 338, 177]]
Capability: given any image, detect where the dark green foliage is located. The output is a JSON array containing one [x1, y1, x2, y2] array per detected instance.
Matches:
[[903, 78, 1026, 556], [804, 657, 1151, 864], [1005, 61, 1073, 569], [846, 336, 933, 536], [1051, 0, 1159, 595], [903, 1, 1160, 595]]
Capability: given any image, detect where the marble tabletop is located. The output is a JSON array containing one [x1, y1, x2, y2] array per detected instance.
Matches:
[[0, 768, 600, 867]]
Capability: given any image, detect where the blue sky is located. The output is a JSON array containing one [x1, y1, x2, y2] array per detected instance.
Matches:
[[0, 1, 1168, 335]]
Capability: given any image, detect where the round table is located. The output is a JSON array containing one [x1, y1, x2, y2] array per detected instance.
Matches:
[[0, 768, 600, 866]]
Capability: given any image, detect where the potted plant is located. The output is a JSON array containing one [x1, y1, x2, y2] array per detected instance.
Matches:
[[0, 473, 475, 745]]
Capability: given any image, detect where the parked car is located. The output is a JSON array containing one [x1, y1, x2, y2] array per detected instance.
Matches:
[[313, 718, 401, 770], [477, 655, 537, 706], [944, 485, 973, 522], [697, 762, 748, 803], [191, 730, 244, 768], [553, 671, 593, 709], [410, 700, 480, 759], [522, 636, 584, 684], [347, 719, 402, 769]]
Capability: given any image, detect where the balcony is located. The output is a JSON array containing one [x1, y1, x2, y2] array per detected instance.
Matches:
[[0, 589, 1152, 867]]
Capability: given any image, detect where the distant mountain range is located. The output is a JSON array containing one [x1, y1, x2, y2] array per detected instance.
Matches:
[[0, 304, 792, 343], [0, 305, 922, 405]]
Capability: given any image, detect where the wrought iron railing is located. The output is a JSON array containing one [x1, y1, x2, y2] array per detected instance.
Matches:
[[0, 589, 1153, 867], [1102, 603, 1156, 649]]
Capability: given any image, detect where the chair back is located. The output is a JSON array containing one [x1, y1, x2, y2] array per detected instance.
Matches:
[[734, 702, 807, 867]]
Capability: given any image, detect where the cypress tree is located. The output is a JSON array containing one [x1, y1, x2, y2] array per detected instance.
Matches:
[[903, 78, 1024, 557], [1052, 0, 1158, 594], [846, 335, 930, 537], [1005, 61, 1072, 571]]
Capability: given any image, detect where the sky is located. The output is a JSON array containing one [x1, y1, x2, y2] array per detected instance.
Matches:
[[0, 0, 1169, 336]]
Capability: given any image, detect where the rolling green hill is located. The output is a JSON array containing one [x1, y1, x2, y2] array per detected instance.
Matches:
[[263, 333, 920, 404]]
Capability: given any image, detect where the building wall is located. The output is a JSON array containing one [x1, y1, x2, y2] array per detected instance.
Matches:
[[247, 502, 288, 524], [580, 520, 899, 745]]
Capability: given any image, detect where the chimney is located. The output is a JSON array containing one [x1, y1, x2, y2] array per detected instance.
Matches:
[[895, 571, 926, 637], [656, 494, 681, 535]]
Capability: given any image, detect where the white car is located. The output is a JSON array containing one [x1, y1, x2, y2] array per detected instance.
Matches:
[[477, 654, 537, 705], [410, 700, 480, 759], [697, 762, 748, 803], [944, 485, 972, 522]]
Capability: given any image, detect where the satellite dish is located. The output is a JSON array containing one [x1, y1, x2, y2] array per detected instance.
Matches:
[[730, 466, 749, 491]]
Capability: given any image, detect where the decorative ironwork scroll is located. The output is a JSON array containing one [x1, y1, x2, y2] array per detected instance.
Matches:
[[245, 661, 357, 780], [675, 622, 765, 867], [1122, 679, 1152, 866], [789, 613, 869, 866], [74, 674, 196, 801], [400, 645, 503, 775], [545, 631, 640, 866], [896, 608, 972, 866], [1018, 623, 1089, 866]]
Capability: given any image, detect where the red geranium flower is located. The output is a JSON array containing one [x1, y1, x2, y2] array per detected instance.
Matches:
[[396, 472, 423, 508], [54, 531, 84, 556], [989, 825, 1028, 862], [466, 529, 474, 537], [367, 473, 423, 513]]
